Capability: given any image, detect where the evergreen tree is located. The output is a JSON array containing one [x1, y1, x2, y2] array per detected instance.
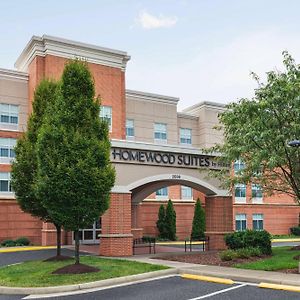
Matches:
[[36, 60, 115, 266], [156, 204, 166, 238], [165, 199, 176, 240], [191, 198, 206, 239], [11, 80, 64, 257]]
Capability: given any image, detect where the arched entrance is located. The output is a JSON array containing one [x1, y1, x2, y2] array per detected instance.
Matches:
[[99, 141, 234, 257]]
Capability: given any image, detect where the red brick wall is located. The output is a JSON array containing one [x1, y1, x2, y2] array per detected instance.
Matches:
[[0, 200, 42, 245]]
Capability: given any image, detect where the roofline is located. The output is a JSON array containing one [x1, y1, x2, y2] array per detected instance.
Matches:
[[0, 68, 28, 81], [183, 101, 226, 114]]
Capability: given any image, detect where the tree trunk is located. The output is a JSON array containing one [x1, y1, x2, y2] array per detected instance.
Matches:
[[54, 224, 61, 257], [74, 230, 80, 264]]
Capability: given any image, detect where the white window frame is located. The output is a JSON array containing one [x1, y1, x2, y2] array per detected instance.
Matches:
[[0, 172, 13, 194], [252, 184, 263, 204], [156, 187, 168, 200], [0, 138, 17, 164], [0, 104, 19, 131], [234, 184, 246, 203], [252, 214, 264, 231], [181, 186, 193, 200], [126, 119, 134, 140], [235, 214, 247, 231], [100, 106, 112, 132], [154, 123, 167, 144], [179, 128, 192, 146], [234, 159, 245, 175]]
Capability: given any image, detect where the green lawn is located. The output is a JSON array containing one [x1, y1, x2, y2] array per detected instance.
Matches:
[[235, 247, 300, 271], [0, 256, 168, 287]]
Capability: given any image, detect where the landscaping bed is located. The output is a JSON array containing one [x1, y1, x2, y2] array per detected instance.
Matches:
[[0, 256, 168, 287], [154, 247, 300, 273]]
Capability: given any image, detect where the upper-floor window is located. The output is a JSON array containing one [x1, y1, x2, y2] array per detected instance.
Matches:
[[234, 160, 245, 175], [0, 172, 12, 193], [235, 214, 247, 231], [0, 138, 17, 164], [181, 186, 193, 199], [100, 106, 112, 132], [252, 184, 263, 203], [180, 128, 192, 146], [126, 119, 134, 140], [234, 184, 246, 203], [253, 214, 264, 230], [154, 123, 167, 144], [0, 104, 19, 130], [156, 187, 168, 200]]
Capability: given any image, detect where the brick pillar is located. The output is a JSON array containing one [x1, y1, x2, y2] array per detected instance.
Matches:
[[99, 193, 133, 256], [205, 196, 233, 250], [41, 222, 66, 246]]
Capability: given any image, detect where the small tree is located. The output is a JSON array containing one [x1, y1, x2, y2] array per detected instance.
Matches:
[[165, 199, 176, 241], [36, 60, 115, 267], [156, 204, 166, 238], [11, 80, 64, 257], [191, 198, 205, 239]]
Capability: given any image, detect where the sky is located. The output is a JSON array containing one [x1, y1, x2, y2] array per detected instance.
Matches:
[[1, 0, 300, 110]]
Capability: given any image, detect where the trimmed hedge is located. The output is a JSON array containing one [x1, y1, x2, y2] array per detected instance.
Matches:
[[225, 230, 272, 255], [290, 226, 300, 236], [1, 237, 31, 247]]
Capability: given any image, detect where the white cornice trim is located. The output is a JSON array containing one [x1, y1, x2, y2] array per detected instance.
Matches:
[[183, 101, 226, 115], [111, 139, 221, 157], [15, 35, 131, 72], [126, 89, 179, 106], [177, 112, 199, 120], [0, 68, 28, 81]]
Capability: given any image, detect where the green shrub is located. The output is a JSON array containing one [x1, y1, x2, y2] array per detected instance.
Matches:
[[142, 236, 155, 243], [156, 205, 166, 239], [1, 240, 16, 247], [191, 198, 205, 240], [225, 230, 272, 255], [15, 237, 30, 246], [290, 226, 300, 236], [165, 200, 176, 241], [220, 249, 238, 261]]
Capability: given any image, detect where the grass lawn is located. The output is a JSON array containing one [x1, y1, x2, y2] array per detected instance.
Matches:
[[235, 246, 300, 271], [0, 256, 168, 287]]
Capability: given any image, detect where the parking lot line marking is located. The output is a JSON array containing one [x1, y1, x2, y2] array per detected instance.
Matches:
[[259, 282, 300, 293], [187, 283, 247, 299], [181, 274, 234, 285]]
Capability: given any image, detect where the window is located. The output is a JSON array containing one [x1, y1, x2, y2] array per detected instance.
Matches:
[[180, 128, 192, 145], [126, 119, 134, 140], [253, 214, 264, 230], [154, 123, 167, 144], [156, 187, 168, 199], [235, 214, 247, 231], [0, 172, 12, 192], [234, 184, 246, 203], [181, 186, 193, 199], [252, 184, 263, 203], [0, 138, 16, 163], [0, 104, 19, 130], [100, 106, 112, 132], [234, 160, 245, 175]]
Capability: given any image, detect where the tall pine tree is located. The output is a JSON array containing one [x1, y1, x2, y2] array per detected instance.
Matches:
[[156, 204, 166, 238], [165, 199, 176, 241], [191, 198, 206, 239]]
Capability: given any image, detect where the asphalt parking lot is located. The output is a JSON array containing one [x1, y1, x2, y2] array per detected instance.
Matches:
[[0, 276, 300, 300]]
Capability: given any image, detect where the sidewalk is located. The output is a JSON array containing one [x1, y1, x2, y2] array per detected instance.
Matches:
[[126, 255, 300, 286]]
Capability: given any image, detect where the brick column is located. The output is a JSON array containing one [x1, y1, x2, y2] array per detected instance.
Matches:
[[205, 196, 233, 250], [99, 193, 133, 256], [41, 222, 66, 246]]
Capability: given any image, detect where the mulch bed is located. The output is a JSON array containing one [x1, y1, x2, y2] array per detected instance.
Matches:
[[154, 250, 299, 273], [44, 255, 73, 262], [52, 263, 100, 274]]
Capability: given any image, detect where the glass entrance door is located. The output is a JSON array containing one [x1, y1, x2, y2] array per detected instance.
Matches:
[[74, 219, 101, 244]]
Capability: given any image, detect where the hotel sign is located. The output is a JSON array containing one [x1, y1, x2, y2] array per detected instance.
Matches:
[[111, 147, 229, 170]]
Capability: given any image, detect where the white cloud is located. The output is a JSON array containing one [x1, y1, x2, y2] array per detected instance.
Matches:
[[136, 10, 178, 29]]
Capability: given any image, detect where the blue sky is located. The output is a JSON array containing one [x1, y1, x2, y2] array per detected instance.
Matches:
[[1, 0, 300, 109]]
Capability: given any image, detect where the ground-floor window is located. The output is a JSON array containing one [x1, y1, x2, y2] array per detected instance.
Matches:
[[235, 214, 247, 231], [253, 213, 264, 230], [0, 172, 12, 192]]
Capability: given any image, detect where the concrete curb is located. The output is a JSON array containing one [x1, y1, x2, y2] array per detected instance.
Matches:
[[0, 268, 178, 295]]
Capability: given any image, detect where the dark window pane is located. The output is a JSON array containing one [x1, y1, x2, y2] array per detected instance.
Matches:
[[10, 116, 18, 124], [0, 180, 8, 192], [1, 115, 9, 123], [0, 148, 9, 157]]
